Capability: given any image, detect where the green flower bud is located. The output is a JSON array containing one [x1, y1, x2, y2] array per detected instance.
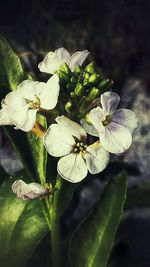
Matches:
[[60, 63, 71, 75], [56, 70, 69, 82], [65, 101, 73, 113], [70, 75, 77, 84], [98, 79, 112, 89], [74, 65, 83, 74], [84, 72, 90, 80], [85, 113, 92, 124], [85, 62, 96, 74], [70, 92, 76, 98], [85, 87, 100, 101], [83, 78, 89, 86], [89, 73, 100, 84], [74, 83, 84, 96]]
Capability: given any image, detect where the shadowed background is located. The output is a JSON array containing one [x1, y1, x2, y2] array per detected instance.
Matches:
[[0, 0, 150, 266]]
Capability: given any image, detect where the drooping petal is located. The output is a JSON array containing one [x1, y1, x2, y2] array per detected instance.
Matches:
[[0, 104, 13, 125], [57, 153, 88, 183], [89, 106, 105, 133], [100, 122, 132, 154], [111, 108, 138, 134], [44, 123, 74, 157], [56, 116, 87, 140], [85, 141, 110, 174], [80, 119, 99, 137], [69, 50, 90, 71], [12, 180, 50, 200], [38, 48, 70, 74], [15, 109, 37, 132], [101, 91, 120, 115], [36, 74, 60, 109]]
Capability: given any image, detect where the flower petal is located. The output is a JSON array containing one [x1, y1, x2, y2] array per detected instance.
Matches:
[[89, 106, 105, 132], [80, 119, 99, 137], [56, 116, 87, 140], [12, 180, 49, 200], [57, 153, 88, 183], [9, 104, 37, 132], [85, 141, 110, 174], [44, 123, 74, 157], [111, 108, 138, 134], [100, 122, 132, 154], [0, 104, 13, 125], [36, 74, 60, 109], [101, 91, 120, 114], [38, 48, 70, 74], [69, 50, 90, 71]]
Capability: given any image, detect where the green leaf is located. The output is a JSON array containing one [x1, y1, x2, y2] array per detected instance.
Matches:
[[0, 174, 48, 267], [70, 171, 127, 267], [0, 36, 29, 97], [0, 37, 47, 181]]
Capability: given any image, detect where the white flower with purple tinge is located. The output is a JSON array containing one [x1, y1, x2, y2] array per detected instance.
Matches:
[[38, 47, 90, 74], [82, 91, 138, 154], [12, 180, 51, 200], [0, 74, 59, 132], [43, 116, 109, 183]]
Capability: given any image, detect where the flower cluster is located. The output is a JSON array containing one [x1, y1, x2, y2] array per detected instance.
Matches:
[[0, 47, 138, 197]]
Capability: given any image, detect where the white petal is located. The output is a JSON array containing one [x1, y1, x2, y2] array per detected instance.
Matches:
[[38, 48, 70, 74], [16, 80, 38, 101], [44, 124, 74, 157], [36, 74, 60, 109], [101, 91, 120, 114], [0, 105, 13, 125], [89, 106, 105, 132], [85, 142, 110, 174], [111, 108, 138, 134], [57, 153, 88, 183], [80, 119, 99, 137], [12, 180, 49, 200], [56, 116, 87, 140], [100, 122, 132, 154], [69, 50, 90, 71], [16, 109, 37, 132]]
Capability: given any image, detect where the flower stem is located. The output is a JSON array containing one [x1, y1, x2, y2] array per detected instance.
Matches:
[[50, 175, 62, 267]]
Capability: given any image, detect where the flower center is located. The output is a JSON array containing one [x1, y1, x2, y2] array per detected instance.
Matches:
[[73, 141, 87, 155], [102, 115, 111, 126], [26, 95, 41, 110]]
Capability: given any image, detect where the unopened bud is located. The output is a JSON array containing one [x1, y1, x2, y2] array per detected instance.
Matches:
[[70, 75, 77, 84], [85, 113, 92, 124], [85, 62, 96, 74], [85, 87, 100, 101], [84, 72, 90, 80], [89, 73, 100, 84], [74, 65, 83, 74], [98, 79, 112, 89], [74, 83, 84, 96], [65, 101, 73, 113], [70, 92, 76, 98], [60, 63, 71, 75], [56, 70, 69, 82]]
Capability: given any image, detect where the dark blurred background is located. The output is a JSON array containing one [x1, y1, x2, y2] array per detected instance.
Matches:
[[0, 0, 150, 266]]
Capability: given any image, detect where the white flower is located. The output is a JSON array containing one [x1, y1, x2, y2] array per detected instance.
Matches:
[[12, 179, 50, 200], [44, 115, 109, 183], [38, 47, 90, 74], [0, 74, 59, 132], [84, 91, 138, 154]]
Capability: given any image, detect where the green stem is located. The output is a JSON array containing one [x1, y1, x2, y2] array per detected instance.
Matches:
[[50, 175, 62, 267]]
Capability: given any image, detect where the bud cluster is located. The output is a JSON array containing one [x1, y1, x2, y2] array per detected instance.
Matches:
[[56, 62, 113, 117]]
